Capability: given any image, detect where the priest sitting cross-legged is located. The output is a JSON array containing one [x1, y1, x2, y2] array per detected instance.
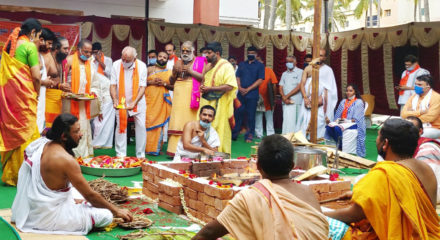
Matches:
[[11, 113, 133, 235], [173, 105, 220, 162], [326, 118, 440, 239], [192, 134, 329, 240]]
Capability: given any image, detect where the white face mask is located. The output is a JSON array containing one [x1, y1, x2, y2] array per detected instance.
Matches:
[[122, 61, 133, 69]]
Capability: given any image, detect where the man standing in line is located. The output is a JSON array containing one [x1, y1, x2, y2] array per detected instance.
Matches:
[[396, 54, 429, 110], [232, 46, 265, 143], [45, 37, 71, 128], [64, 39, 102, 158], [279, 56, 303, 134], [199, 42, 237, 154], [228, 56, 238, 72], [91, 42, 114, 149], [110, 46, 147, 158], [147, 50, 158, 67], [146, 51, 173, 155], [255, 55, 278, 139], [167, 41, 205, 156], [165, 43, 179, 71]]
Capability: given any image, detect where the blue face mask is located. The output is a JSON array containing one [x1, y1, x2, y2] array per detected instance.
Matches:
[[149, 58, 157, 65], [406, 66, 414, 71], [79, 50, 88, 61], [199, 120, 211, 129], [286, 62, 294, 69], [414, 85, 424, 95], [247, 54, 256, 61]]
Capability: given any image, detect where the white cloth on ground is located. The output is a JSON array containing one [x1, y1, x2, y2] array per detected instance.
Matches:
[[173, 126, 220, 161], [11, 137, 113, 235], [36, 54, 47, 133], [255, 110, 274, 138]]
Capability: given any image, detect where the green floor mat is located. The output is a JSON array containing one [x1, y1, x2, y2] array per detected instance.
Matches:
[[0, 216, 21, 240]]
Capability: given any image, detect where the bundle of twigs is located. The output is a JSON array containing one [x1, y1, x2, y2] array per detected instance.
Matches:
[[88, 178, 128, 203], [117, 230, 187, 240], [115, 216, 154, 229]]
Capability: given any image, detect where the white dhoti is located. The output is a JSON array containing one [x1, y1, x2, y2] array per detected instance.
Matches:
[[255, 110, 275, 138], [11, 137, 113, 235], [36, 86, 47, 133], [92, 100, 115, 148], [73, 102, 94, 158], [282, 104, 300, 134], [115, 107, 146, 158]]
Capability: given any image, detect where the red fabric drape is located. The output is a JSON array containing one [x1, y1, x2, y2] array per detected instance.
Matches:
[[111, 31, 130, 61], [330, 48, 342, 100], [258, 48, 267, 65], [155, 39, 171, 53], [229, 45, 245, 64], [93, 22, 112, 38], [294, 48, 306, 69], [273, 47, 288, 80], [347, 47, 363, 94], [419, 44, 440, 91]]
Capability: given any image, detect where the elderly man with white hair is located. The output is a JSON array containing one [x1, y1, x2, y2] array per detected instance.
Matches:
[[110, 46, 147, 158]]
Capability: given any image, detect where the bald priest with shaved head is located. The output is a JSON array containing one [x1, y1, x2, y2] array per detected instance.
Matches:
[[110, 46, 147, 158]]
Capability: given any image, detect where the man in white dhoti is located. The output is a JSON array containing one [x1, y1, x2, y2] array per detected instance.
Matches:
[[110, 46, 147, 158], [279, 56, 303, 134], [297, 50, 338, 139], [65, 39, 102, 158], [91, 42, 115, 149], [174, 105, 220, 161], [12, 113, 132, 235]]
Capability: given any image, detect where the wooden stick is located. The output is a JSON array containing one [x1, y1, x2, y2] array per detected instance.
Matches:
[[310, 0, 322, 143]]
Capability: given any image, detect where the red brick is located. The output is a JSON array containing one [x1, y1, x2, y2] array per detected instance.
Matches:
[[146, 182, 159, 193], [229, 160, 249, 168], [186, 207, 203, 220], [202, 215, 215, 224], [204, 185, 234, 200], [158, 181, 182, 196], [186, 178, 206, 192], [173, 173, 188, 186], [329, 180, 351, 192], [159, 193, 181, 206], [220, 168, 237, 175], [159, 201, 183, 214], [142, 187, 158, 199], [159, 168, 175, 179], [159, 162, 191, 171], [214, 198, 230, 211], [205, 205, 221, 218], [183, 187, 198, 200], [220, 161, 230, 169], [188, 199, 206, 212], [319, 191, 341, 202], [203, 193, 216, 206], [154, 175, 164, 184], [141, 162, 149, 172], [151, 165, 160, 175], [143, 172, 154, 182], [198, 192, 206, 202], [307, 181, 330, 194]]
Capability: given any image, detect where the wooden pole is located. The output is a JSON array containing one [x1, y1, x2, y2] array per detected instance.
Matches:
[[310, 0, 322, 143]]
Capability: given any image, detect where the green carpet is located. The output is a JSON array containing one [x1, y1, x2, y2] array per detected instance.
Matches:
[[0, 131, 379, 238]]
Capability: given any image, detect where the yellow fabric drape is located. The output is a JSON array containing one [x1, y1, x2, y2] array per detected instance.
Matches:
[[352, 161, 440, 239]]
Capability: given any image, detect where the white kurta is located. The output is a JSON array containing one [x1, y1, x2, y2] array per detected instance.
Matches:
[[111, 59, 147, 158], [173, 126, 220, 161], [69, 63, 101, 158], [36, 54, 47, 133], [11, 137, 113, 235], [92, 73, 115, 148], [280, 68, 303, 134], [92, 55, 113, 79], [398, 67, 429, 106]]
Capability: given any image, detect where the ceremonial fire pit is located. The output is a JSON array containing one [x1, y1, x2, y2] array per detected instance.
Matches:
[[141, 160, 352, 223]]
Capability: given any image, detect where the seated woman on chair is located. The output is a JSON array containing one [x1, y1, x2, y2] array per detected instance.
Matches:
[[326, 84, 366, 157]]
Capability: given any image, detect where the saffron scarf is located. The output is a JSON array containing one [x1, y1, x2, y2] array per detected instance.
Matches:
[[118, 60, 139, 133], [341, 98, 356, 119], [97, 54, 105, 75], [70, 52, 92, 119], [399, 64, 420, 96]]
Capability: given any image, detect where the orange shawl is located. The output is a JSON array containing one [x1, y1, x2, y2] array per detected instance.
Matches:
[[341, 98, 356, 119], [118, 60, 139, 133], [399, 64, 420, 96], [97, 54, 104, 75], [70, 52, 92, 119]]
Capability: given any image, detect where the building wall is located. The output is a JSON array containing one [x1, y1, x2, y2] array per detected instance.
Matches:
[[219, 0, 259, 25]]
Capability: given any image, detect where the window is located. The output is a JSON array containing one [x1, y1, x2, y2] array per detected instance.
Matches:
[[385, 9, 391, 16], [366, 15, 378, 27], [421, 8, 425, 16]]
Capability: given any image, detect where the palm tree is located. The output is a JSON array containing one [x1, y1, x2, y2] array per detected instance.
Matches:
[[260, 0, 271, 29], [301, 0, 351, 32], [286, 0, 292, 29], [269, 0, 278, 30], [276, 0, 303, 29]]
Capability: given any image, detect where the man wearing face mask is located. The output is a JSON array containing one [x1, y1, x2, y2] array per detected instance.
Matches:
[[279, 56, 303, 134], [45, 37, 71, 129], [232, 46, 265, 143], [110, 46, 147, 158], [147, 50, 158, 67], [91, 42, 113, 79], [167, 41, 205, 156], [173, 105, 220, 161], [396, 55, 429, 111], [145, 51, 173, 155], [65, 39, 102, 158], [303, 54, 312, 69], [199, 41, 237, 154], [326, 118, 440, 239], [401, 74, 440, 139], [199, 47, 208, 57]]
